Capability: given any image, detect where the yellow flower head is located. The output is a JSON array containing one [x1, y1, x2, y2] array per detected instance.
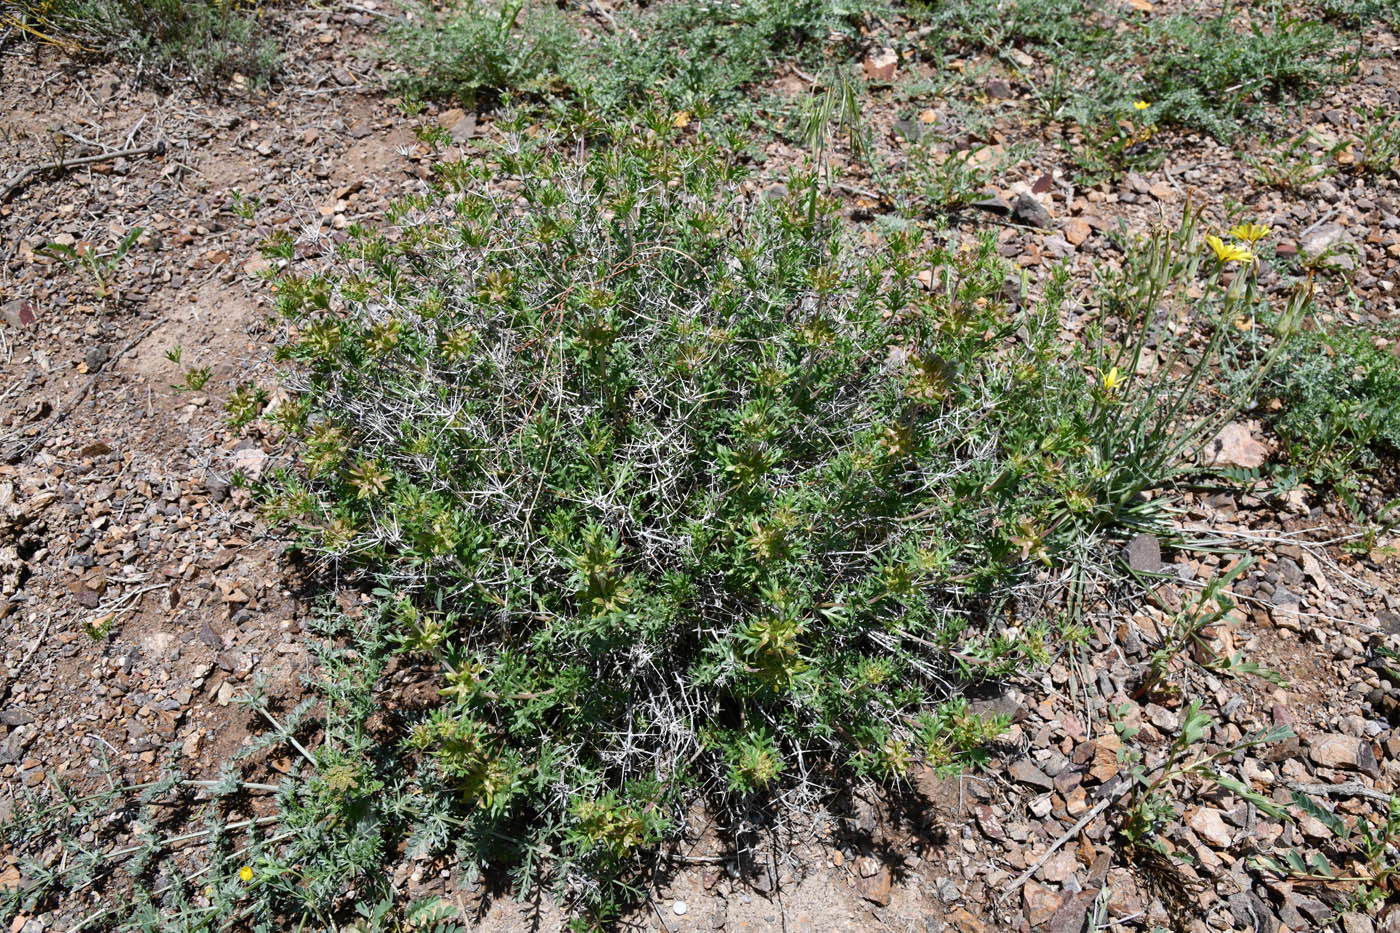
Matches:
[[1228, 222, 1271, 245], [1205, 234, 1255, 265], [239, 865, 254, 883], [1133, 100, 1150, 111], [1099, 366, 1125, 392], [672, 111, 691, 129]]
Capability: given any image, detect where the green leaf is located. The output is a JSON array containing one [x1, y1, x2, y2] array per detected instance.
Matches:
[[1178, 700, 1211, 747], [1290, 790, 1349, 840], [38, 242, 78, 261], [1205, 771, 1289, 819]]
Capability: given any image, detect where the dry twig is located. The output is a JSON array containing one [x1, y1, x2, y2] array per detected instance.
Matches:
[[1, 140, 166, 203]]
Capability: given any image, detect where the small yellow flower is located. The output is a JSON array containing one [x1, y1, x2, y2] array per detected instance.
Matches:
[[1205, 234, 1255, 265], [239, 865, 254, 883], [1228, 222, 1271, 245], [672, 110, 691, 129], [1099, 366, 1125, 392], [1133, 100, 1150, 111]]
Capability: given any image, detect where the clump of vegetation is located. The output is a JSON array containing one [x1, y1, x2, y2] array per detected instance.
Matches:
[[1349, 105, 1400, 176], [382, 0, 877, 114], [7, 0, 279, 88], [0, 612, 472, 932], [382, 0, 582, 109], [911, 0, 1356, 139], [1244, 131, 1342, 192], [243, 110, 1305, 920], [1308, 0, 1400, 28], [1135, 7, 1355, 139], [1260, 325, 1400, 499]]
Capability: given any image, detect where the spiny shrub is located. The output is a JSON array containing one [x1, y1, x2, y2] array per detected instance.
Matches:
[[257, 115, 1300, 920]]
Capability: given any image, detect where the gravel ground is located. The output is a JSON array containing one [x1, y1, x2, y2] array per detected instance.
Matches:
[[2, 6, 1399, 931]]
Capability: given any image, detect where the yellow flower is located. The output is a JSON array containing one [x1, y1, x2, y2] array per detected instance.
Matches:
[[239, 865, 254, 883], [1099, 366, 1125, 392], [672, 111, 691, 129], [1228, 222, 1271, 245], [1133, 100, 1150, 110], [1205, 234, 1255, 265]]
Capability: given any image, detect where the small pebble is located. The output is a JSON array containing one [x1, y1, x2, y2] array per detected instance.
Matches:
[[673, 901, 688, 916]]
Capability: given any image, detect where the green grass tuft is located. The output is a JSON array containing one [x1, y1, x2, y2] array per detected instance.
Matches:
[[11, 0, 280, 88]]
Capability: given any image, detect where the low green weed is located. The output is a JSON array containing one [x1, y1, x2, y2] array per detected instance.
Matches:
[[9, 0, 279, 88], [1245, 131, 1342, 191], [36, 227, 143, 301], [910, 0, 1356, 139], [1116, 700, 1294, 857], [1349, 105, 1400, 176], [1068, 104, 1165, 186], [1137, 8, 1355, 139], [382, 0, 878, 116], [382, 0, 581, 109], [1307, 0, 1400, 28], [0, 608, 474, 932], [1133, 558, 1283, 702], [898, 141, 1030, 216], [225, 382, 268, 429], [1254, 792, 1400, 914], [1258, 325, 1400, 502]]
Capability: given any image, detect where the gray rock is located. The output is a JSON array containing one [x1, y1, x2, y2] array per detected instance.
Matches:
[[1010, 758, 1054, 790], [449, 113, 478, 143], [1042, 235, 1075, 259], [892, 119, 921, 143], [0, 708, 36, 725], [1047, 888, 1098, 933], [1011, 193, 1052, 228], [1206, 422, 1268, 469], [84, 344, 109, 371], [1299, 222, 1357, 270], [1227, 891, 1276, 933], [971, 686, 1024, 722], [1292, 894, 1333, 926], [971, 194, 1011, 216], [1340, 911, 1375, 933], [1307, 733, 1380, 777], [1124, 533, 1162, 572], [986, 78, 1014, 99], [205, 475, 229, 502]]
